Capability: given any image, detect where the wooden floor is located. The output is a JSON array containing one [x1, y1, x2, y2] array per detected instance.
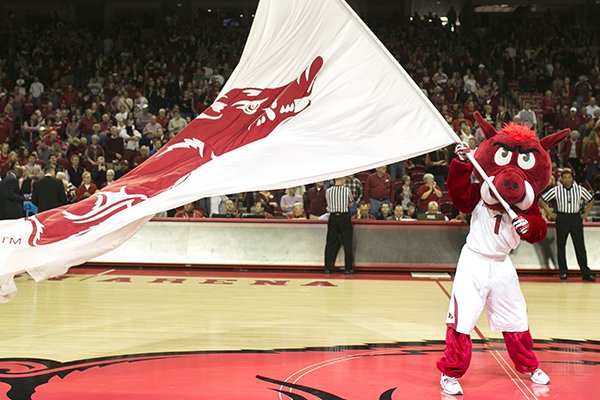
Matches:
[[0, 268, 598, 399]]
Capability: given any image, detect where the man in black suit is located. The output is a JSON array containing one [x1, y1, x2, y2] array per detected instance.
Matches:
[[0, 166, 25, 220], [32, 167, 68, 213]]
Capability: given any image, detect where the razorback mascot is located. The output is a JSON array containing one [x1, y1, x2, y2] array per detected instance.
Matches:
[[437, 112, 569, 396]]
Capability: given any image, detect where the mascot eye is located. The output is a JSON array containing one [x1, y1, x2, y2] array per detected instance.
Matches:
[[494, 147, 512, 166], [232, 99, 268, 115], [518, 153, 536, 170]]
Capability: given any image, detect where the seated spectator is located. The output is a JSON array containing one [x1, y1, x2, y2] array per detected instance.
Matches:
[[394, 175, 414, 210], [417, 173, 443, 212], [423, 200, 449, 221], [76, 171, 97, 201], [224, 198, 240, 217], [256, 190, 279, 214], [389, 203, 404, 221], [174, 203, 204, 218], [280, 187, 303, 215], [211, 198, 240, 218], [376, 201, 393, 220], [253, 200, 272, 219], [304, 181, 327, 219], [364, 166, 393, 216], [352, 202, 376, 220], [403, 201, 418, 220], [289, 202, 307, 219]]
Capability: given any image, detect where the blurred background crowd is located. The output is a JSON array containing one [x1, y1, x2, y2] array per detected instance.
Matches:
[[1, 1, 599, 221]]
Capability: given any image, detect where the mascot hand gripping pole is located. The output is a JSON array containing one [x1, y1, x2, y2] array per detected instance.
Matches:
[[437, 111, 569, 396]]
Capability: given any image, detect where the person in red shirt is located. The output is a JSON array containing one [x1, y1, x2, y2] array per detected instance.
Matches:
[[156, 108, 169, 129], [554, 105, 569, 130], [174, 203, 204, 218], [562, 107, 583, 132], [541, 90, 557, 126], [61, 84, 79, 107], [352, 202, 376, 220], [77, 109, 97, 139], [304, 181, 327, 219], [417, 173, 443, 212], [76, 171, 97, 201], [364, 166, 393, 216]]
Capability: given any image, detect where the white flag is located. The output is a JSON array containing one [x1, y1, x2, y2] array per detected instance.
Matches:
[[0, 0, 458, 301]]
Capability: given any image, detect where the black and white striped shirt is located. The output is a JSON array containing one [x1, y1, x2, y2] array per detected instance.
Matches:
[[326, 185, 353, 213], [541, 183, 593, 214]]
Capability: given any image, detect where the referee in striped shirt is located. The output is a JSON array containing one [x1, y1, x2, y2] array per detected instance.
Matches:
[[540, 169, 595, 281], [324, 176, 354, 274]]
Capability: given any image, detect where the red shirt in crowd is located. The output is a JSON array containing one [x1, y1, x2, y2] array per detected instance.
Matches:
[[304, 185, 327, 217], [174, 209, 204, 218], [76, 182, 97, 201], [417, 182, 443, 211], [364, 172, 393, 202], [156, 115, 169, 129], [78, 116, 97, 136], [582, 139, 599, 164]]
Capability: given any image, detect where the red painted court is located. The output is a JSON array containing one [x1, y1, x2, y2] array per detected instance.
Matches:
[[0, 268, 597, 399]]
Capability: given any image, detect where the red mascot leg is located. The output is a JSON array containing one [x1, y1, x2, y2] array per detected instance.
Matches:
[[436, 326, 473, 378], [502, 330, 539, 373]]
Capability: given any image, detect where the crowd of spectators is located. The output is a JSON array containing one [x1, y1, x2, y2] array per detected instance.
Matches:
[[0, 7, 599, 221]]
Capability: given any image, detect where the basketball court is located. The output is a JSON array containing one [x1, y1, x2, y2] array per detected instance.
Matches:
[[0, 267, 598, 399]]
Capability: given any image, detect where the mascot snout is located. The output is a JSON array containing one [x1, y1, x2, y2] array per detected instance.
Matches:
[[481, 167, 536, 211], [494, 168, 527, 205]]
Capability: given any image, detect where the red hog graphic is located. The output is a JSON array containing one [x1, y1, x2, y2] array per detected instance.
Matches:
[[29, 57, 324, 246]]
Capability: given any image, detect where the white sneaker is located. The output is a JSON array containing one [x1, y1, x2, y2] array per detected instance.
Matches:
[[440, 373, 463, 395], [530, 368, 550, 385]]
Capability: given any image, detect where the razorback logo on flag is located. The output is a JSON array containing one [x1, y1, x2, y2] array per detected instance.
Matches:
[[27, 57, 324, 247], [0, 0, 458, 301]]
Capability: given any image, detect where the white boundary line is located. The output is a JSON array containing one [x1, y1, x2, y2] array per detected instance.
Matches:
[[78, 268, 116, 281]]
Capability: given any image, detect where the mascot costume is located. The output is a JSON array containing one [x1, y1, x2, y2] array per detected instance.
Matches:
[[437, 112, 569, 396]]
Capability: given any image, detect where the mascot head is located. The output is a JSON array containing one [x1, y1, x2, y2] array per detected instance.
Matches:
[[473, 112, 569, 212]]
